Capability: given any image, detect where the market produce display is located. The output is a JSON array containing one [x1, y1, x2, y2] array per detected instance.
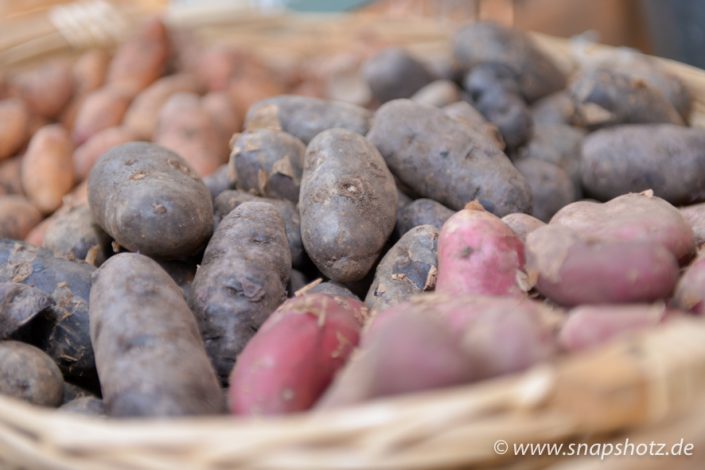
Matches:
[[0, 16, 704, 429]]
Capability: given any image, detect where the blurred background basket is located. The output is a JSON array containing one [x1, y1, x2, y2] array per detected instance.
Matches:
[[2, 1, 705, 468]]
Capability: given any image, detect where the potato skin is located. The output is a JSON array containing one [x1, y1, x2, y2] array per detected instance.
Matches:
[[437, 202, 525, 297], [21, 125, 75, 214], [0, 196, 42, 240], [0, 240, 95, 380], [680, 202, 705, 247], [106, 18, 170, 96], [0, 156, 23, 196], [60, 396, 105, 416], [443, 101, 504, 148], [0, 98, 29, 160], [570, 67, 683, 128], [526, 225, 679, 306], [0, 341, 64, 407], [189, 202, 291, 382], [411, 80, 461, 108], [123, 74, 201, 139], [88, 142, 213, 259], [214, 190, 304, 267], [363, 48, 434, 103], [203, 164, 234, 200], [229, 294, 366, 415], [72, 87, 132, 146], [551, 192, 695, 262], [245, 95, 371, 144], [72, 126, 137, 182], [306, 281, 358, 300], [559, 304, 665, 352], [230, 129, 305, 203], [366, 225, 438, 312], [155, 92, 228, 177], [531, 91, 578, 125], [300, 128, 397, 283], [11, 60, 73, 120], [500, 212, 545, 243], [673, 253, 705, 315], [43, 204, 110, 266], [514, 157, 577, 222], [581, 125, 705, 205], [518, 123, 584, 187], [0, 282, 53, 340], [396, 198, 454, 236], [452, 21, 565, 102], [90, 253, 224, 417], [367, 99, 531, 215]]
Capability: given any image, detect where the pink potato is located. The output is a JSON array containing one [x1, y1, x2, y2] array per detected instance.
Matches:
[[229, 294, 367, 415], [437, 201, 525, 296], [72, 87, 132, 146], [0, 98, 30, 160], [501, 212, 545, 243], [73, 127, 137, 181], [11, 59, 73, 120], [559, 304, 667, 352], [673, 253, 705, 315], [319, 293, 558, 408], [526, 225, 679, 306], [551, 192, 695, 262], [680, 202, 705, 247]]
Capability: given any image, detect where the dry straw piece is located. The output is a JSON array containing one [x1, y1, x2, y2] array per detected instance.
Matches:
[[1, 2, 705, 468]]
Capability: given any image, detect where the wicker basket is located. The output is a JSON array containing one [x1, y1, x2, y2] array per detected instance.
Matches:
[[2, 2, 705, 469]]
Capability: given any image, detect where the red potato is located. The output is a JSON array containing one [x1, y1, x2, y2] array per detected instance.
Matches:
[[21, 125, 75, 214], [106, 18, 170, 96], [680, 202, 705, 247], [559, 304, 667, 352], [0, 98, 29, 160], [501, 212, 545, 243], [123, 74, 201, 139], [526, 225, 680, 306], [154, 93, 228, 177], [673, 253, 705, 315], [72, 127, 137, 181], [11, 60, 73, 119], [437, 201, 525, 297], [551, 192, 695, 262], [229, 294, 367, 415], [72, 87, 132, 146], [317, 307, 474, 409]]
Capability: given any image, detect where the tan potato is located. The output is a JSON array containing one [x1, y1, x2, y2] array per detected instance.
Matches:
[[21, 125, 75, 214], [72, 87, 132, 146], [0, 156, 23, 196], [0, 196, 42, 240], [123, 74, 201, 139], [106, 18, 170, 96], [73, 50, 109, 95], [0, 98, 29, 160], [202, 91, 242, 143], [154, 93, 228, 177], [11, 59, 73, 119], [73, 126, 137, 181]]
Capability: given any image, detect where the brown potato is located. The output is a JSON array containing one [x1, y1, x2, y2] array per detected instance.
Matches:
[[43, 204, 111, 266], [0, 341, 64, 407], [72, 126, 137, 182], [0, 156, 23, 196], [11, 59, 73, 119], [202, 91, 242, 143], [531, 91, 578, 125], [363, 48, 434, 103], [154, 93, 227, 177], [106, 18, 170, 96], [72, 87, 132, 146], [73, 49, 109, 95], [123, 74, 201, 139], [0, 196, 42, 240], [0, 283, 54, 340], [21, 125, 75, 214], [0, 98, 29, 160]]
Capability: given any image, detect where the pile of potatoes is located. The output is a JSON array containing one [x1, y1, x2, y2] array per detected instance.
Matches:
[[1, 17, 705, 418]]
